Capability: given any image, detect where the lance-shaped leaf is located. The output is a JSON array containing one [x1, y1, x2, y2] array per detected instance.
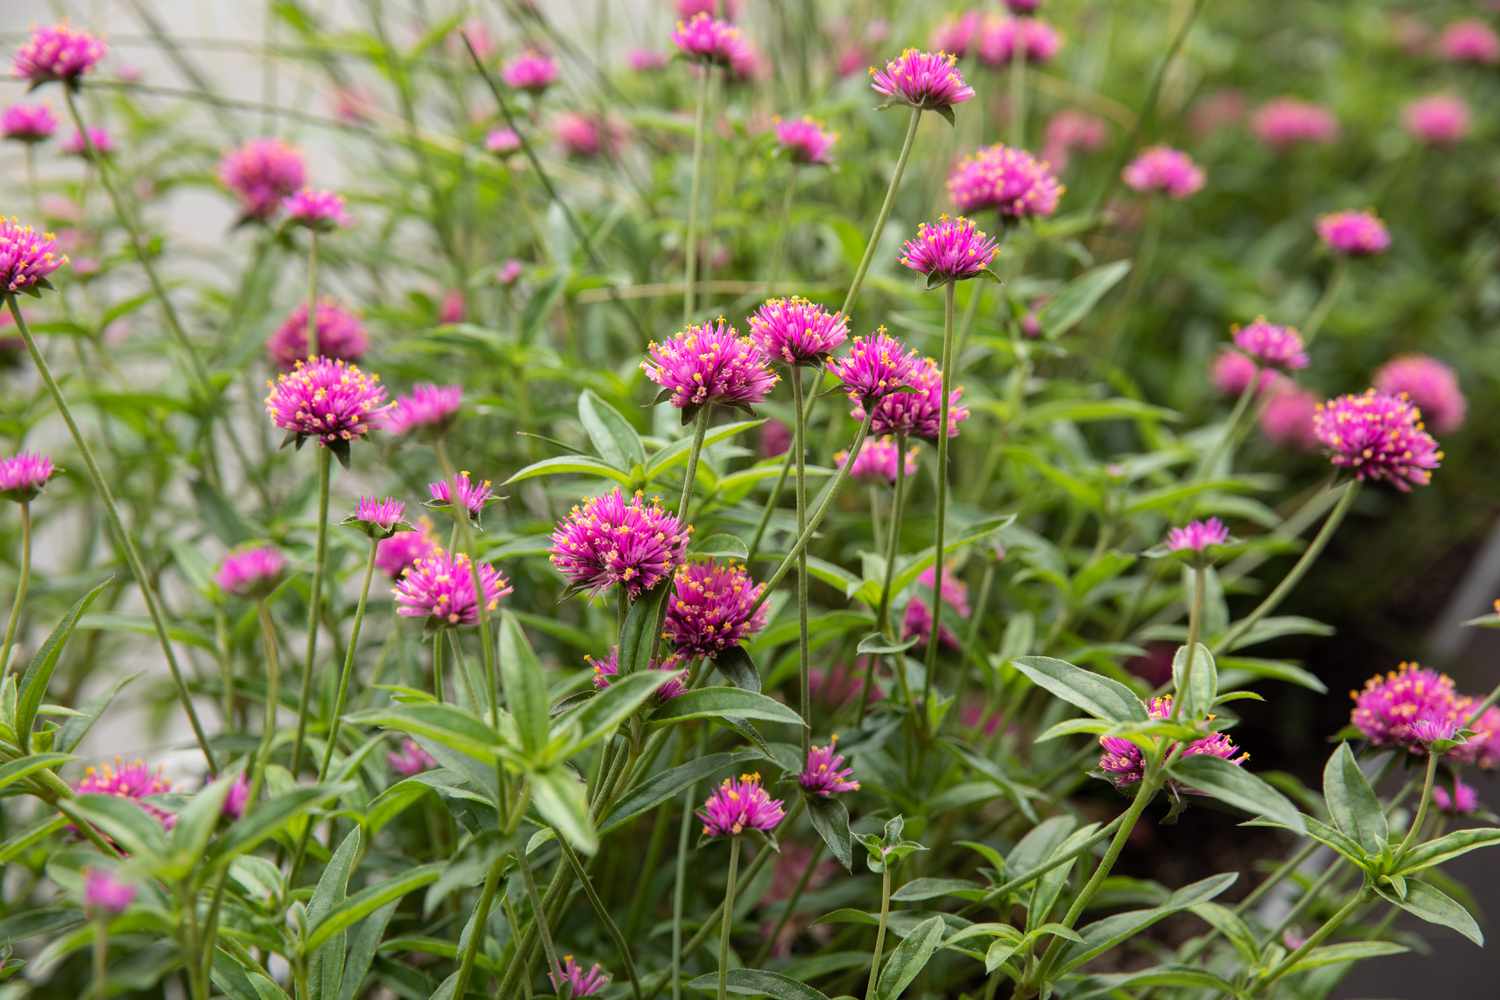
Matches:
[[1168, 755, 1306, 833], [1012, 656, 1147, 723], [1323, 742, 1387, 858]]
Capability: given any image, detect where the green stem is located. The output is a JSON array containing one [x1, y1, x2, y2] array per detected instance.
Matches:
[[791, 369, 812, 756], [1009, 49, 1027, 148], [432, 629, 446, 703], [93, 919, 108, 1000], [1394, 751, 1439, 863], [305, 230, 319, 356], [434, 440, 500, 730], [921, 281, 959, 715], [683, 67, 712, 323], [678, 408, 713, 522], [841, 107, 922, 316], [1170, 566, 1205, 722], [5, 295, 217, 772], [863, 864, 892, 1000], [969, 816, 1124, 911], [519, 841, 564, 991], [288, 449, 332, 776], [1301, 258, 1346, 345], [717, 837, 741, 1000], [1257, 889, 1369, 992], [453, 858, 504, 1000], [671, 730, 705, 1000], [247, 600, 280, 807], [1, 501, 31, 673], [558, 836, 644, 1000]]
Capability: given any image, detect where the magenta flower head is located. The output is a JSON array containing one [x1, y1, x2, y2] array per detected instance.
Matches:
[[643, 318, 778, 417], [671, 13, 744, 66], [1160, 518, 1231, 566], [13, 24, 106, 86], [903, 565, 971, 650], [2, 103, 57, 143], [1099, 696, 1247, 790], [556, 112, 625, 159], [931, 12, 980, 57], [83, 869, 136, 916], [376, 521, 440, 579], [663, 559, 767, 658], [387, 738, 437, 777], [550, 489, 691, 600], [948, 144, 1064, 220], [1351, 662, 1462, 752], [852, 355, 969, 441], [382, 383, 463, 437], [75, 758, 175, 831], [901, 215, 999, 286], [699, 772, 786, 837], [550, 956, 609, 998], [1258, 378, 1320, 451], [1, 217, 68, 295], [1434, 779, 1480, 816], [1042, 110, 1108, 171], [61, 126, 112, 159], [977, 15, 1063, 67], [1231, 318, 1308, 371], [266, 300, 368, 369], [0, 451, 56, 502], [1454, 704, 1500, 769], [283, 188, 351, 232], [1313, 389, 1441, 491], [747, 296, 849, 366], [831, 329, 923, 406], [394, 549, 511, 629], [498, 259, 524, 286], [1211, 349, 1271, 397], [799, 736, 860, 797], [1439, 19, 1500, 64], [265, 358, 388, 464], [1404, 94, 1471, 146], [1373, 355, 1466, 434], [773, 116, 837, 166], [628, 48, 669, 73], [485, 127, 521, 157], [502, 49, 558, 93], [836, 435, 919, 483], [869, 49, 975, 114], [588, 646, 687, 701], [221, 773, 250, 820], [1250, 98, 1340, 150], [215, 545, 286, 599], [1317, 210, 1390, 257], [219, 139, 307, 221], [346, 496, 407, 540], [1122, 145, 1205, 199], [427, 471, 495, 523]]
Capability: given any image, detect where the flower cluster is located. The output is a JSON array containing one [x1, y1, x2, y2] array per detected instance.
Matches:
[[550, 489, 691, 600], [1316, 210, 1390, 257], [903, 565, 971, 650], [556, 112, 625, 158], [1372, 355, 1466, 434], [1231, 319, 1308, 371], [502, 50, 557, 92], [264, 357, 388, 452], [900, 215, 999, 283], [61, 126, 111, 158], [831, 330, 922, 405], [2, 103, 57, 142], [1164, 517, 1229, 554], [1122, 146, 1205, 199], [219, 139, 308, 221], [283, 188, 351, 231], [1438, 19, 1500, 64], [393, 550, 510, 628], [976, 15, 1062, 67], [869, 49, 975, 111], [0, 451, 56, 502], [773, 116, 837, 166], [663, 560, 767, 658], [799, 737, 860, 797], [1250, 98, 1339, 150], [1403, 94, 1470, 146], [747, 296, 848, 366], [215, 546, 286, 599], [1350, 663, 1463, 753], [75, 758, 175, 830], [383, 383, 463, 436], [1098, 696, 1247, 789], [1313, 389, 1441, 491], [1258, 378, 1320, 451], [352, 496, 406, 536], [84, 869, 136, 915], [947, 144, 1063, 219], [387, 738, 437, 777], [1, 217, 68, 293], [642, 318, 778, 412], [852, 355, 968, 441], [485, 127, 521, 157], [837, 436, 919, 483], [12, 24, 106, 84], [699, 773, 786, 837], [428, 471, 494, 519], [266, 301, 368, 369], [671, 13, 747, 66], [550, 957, 609, 998], [588, 647, 687, 702], [1042, 110, 1107, 171], [376, 521, 439, 579]]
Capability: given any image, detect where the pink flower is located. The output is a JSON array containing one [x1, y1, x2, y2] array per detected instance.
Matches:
[[977, 15, 1062, 67], [1316, 210, 1390, 257], [263, 357, 389, 454], [1403, 94, 1471, 146], [903, 566, 970, 650], [219, 139, 307, 220], [556, 112, 625, 158], [1164, 517, 1230, 554], [900, 215, 999, 283], [1258, 377, 1320, 451], [266, 301, 368, 369], [1189, 89, 1247, 138], [671, 14, 746, 66], [393, 550, 510, 628], [699, 772, 785, 837], [61, 126, 112, 159], [1313, 388, 1441, 491], [383, 383, 462, 436], [498, 259, 524, 286], [869, 49, 975, 111], [948, 144, 1064, 219], [283, 188, 351, 231], [387, 738, 437, 776], [439, 289, 465, 324], [1439, 19, 1500, 64], [1231, 319, 1308, 371], [550, 956, 609, 998], [75, 758, 175, 831], [83, 870, 136, 915], [931, 12, 980, 57], [222, 774, 250, 820], [663, 560, 767, 658], [774, 116, 837, 166], [1250, 98, 1340, 150], [502, 50, 557, 93], [550, 489, 691, 600], [799, 737, 860, 797], [1373, 355, 1466, 434], [836, 435, 919, 483], [1351, 663, 1462, 752], [851, 355, 968, 441], [1453, 706, 1500, 769], [215, 546, 286, 598], [759, 419, 791, 457], [642, 318, 778, 412], [0, 219, 67, 294], [1433, 779, 1480, 816], [1100, 696, 1247, 789], [12, 24, 106, 84], [1212, 350, 1271, 397], [353, 496, 406, 535], [747, 296, 848, 366], [0, 451, 56, 502], [831, 330, 923, 405], [2, 103, 57, 142], [1122, 146, 1205, 198], [485, 127, 521, 156], [628, 48, 669, 72], [428, 471, 494, 519], [588, 646, 686, 701], [1042, 110, 1108, 171], [376, 522, 440, 579]]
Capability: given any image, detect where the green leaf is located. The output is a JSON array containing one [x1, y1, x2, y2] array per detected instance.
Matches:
[[532, 767, 598, 855], [17, 579, 111, 752], [1069, 967, 1241, 998], [645, 419, 765, 478], [1056, 873, 1237, 974], [618, 585, 670, 678], [555, 671, 674, 759], [1168, 755, 1306, 834], [347, 703, 502, 764], [57, 671, 138, 753], [687, 969, 833, 999], [807, 794, 854, 871], [303, 863, 440, 953], [712, 645, 760, 692], [1189, 902, 1260, 965], [307, 828, 361, 1000], [650, 687, 806, 729], [1036, 260, 1130, 339], [1322, 743, 1387, 858], [0, 752, 75, 791], [210, 785, 342, 866], [1378, 878, 1483, 945], [874, 914, 946, 1000], [162, 773, 237, 880], [69, 793, 169, 860], [856, 633, 919, 656], [692, 532, 751, 560], [1011, 656, 1147, 723], [890, 877, 984, 902], [1282, 940, 1407, 973], [336, 901, 399, 1000], [1395, 827, 1500, 874], [1170, 643, 1216, 721], [502, 454, 634, 486], [578, 389, 645, 470], [600, 750, 765, 833], [498, 613, 550, 758]]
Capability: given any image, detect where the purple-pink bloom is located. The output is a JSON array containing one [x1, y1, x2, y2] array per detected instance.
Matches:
[[393, 549, 510, 628], [498, 259, 524, 286], [836, 435, 919, 483], [773, 116, 837, 166], [699, 772, 785, 837], [930, 12, 980, 57], [376, 522, 440, 579], [1231, 319, 1308, 371], [1351, 663, 1462, 753], [1258, 377, 1320, 451], [1042, 110, 1108, 171], [1250, 98, 1340, 150], [747, 296, 848, 366], [1313, 389, 1441, 491], [671, 13, 745, 66], [1316, 210, 1390, 257], [0, 451, 56, 502], [215, 546, 286, 598], [1, 218, 68, 293], [355, 496, 406, 534], [1122, 145, 1205, 199], [428, 471, 494, 518], [900, 215, 999, 283], [222, 773, 250, 820], [502, 50, 558, 93], [264, 357, 388, 450], [1433, 779, 1480, 816], [1454, 705, 1500, 769], [550, 956, 609, 998], [75, 758, 175, 831], [588, 646, 687, 701], [1164, 517, 1230, 554], [799, 736, 860, 797], [383, 383, 462, 436], [1373, 355, 1465, 435], [83, 869, 136, 915], [1099, 696, 1247, 790], [438, 289, 465, 325], [1439, 19, 1500, 64], [948, 144, 1064, 219], [1403, 94, 1470, 146], [663, 560, 767, 658], [556, 112, 625, 159], [628, 48, 669, 72], [1212, 350, 1270, 397], [387, 738, 437, 777], [642, 318, 778, 411], [485, 127, 521, 156], [851, 355, 968, 441], [2, 103, 57, 142], [550, 489, 691, 600], [831, 330, 923, 405], [61, 126, 112, 158], [266, 300, 369, 369], [283, 188, 351, 231], [902, 566, 971, 650], [869, 49, 975, 111], [12, 24, 106, 84], [219, 139, 307, 221], [976, 15, 1062, 67]]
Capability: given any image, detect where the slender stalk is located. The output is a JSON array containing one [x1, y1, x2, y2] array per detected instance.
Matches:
[[1257, 889, 1369, 992], [434, 440, 499, 729], [717, 837, 742, 1000], [671, 730, 705, 1000], [558, 836, 644, 1000], [863, 864, 893, 1000], [519, 845, 564, 990], [246, 601, 280, 807], [1301, 258, 1346, 345], [305, 230, 320, 356], [5, 296, 217, 772], [922, 282, 959, 714], [678, 408, 713, 522], [842, 107, 921, 316], [288, 449, 332, 776], [1394, 752, 1439, 862], [1, 501, 31, 673], [93, 919, 108, 1000], [683, 67, 713, 323], [1170, 566, 1205, 722], [432, 629, 446, 702], [969, 816, 1124, 911], [1009, 50, 1027, 148], [453, 858, 504, 1000], [791, 369, 812, 756]]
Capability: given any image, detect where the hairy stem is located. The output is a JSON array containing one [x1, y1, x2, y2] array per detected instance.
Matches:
[[863, 864, 893, 1000], [921, 281, 959, 716], [717, 837, 741, 1000], [288, 448, 332, 776]]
